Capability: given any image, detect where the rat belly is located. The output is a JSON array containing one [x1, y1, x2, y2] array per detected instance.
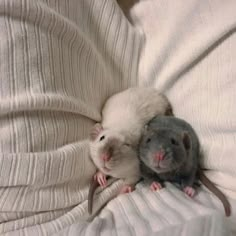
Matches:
[[158, 172, 183, 185]]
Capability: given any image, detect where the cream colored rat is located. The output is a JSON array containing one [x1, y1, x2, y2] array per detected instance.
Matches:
[[88, 123, 140, 214], [89, 123, 140, 190], [102, 87, 173, 146], [88, 87, 172, 214]]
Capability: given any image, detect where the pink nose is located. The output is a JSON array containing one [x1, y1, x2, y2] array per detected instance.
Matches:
[[101, 154, 111, 162], [155, 152, 164, 161]]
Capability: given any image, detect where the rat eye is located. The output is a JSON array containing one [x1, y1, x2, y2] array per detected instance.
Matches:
[[99, 135, 105, 141], [146, 138, 151, 143], [171, 138, 179, 146]]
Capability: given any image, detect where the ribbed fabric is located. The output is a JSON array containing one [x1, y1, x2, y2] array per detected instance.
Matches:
[[131, 0, 236, 233], [53, 183, 231, 236], [0, 0, 142, 234], [131, 0, 236, 199], [1, 0, 236, 235], [4, 183, 235, 236]]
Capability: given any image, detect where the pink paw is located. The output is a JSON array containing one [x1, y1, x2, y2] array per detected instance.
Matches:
[[120, 185, 134, 194], [94, 171, 107, 187], [183, 186, 195, 197], [150, 181, 162, 191]]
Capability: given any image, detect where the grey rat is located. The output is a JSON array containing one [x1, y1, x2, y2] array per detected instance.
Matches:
[[139, 115, 231, 217], [88, 123, 140, 214], [88, 87, 173, 214]]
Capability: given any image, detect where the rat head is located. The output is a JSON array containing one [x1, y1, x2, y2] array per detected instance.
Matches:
[[89, 123, 132, 173], [139, 127, 191, 173]]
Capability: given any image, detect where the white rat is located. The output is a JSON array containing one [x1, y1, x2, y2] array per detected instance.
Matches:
[[88, 87, 172, 214], [89, 123, 140, 188], [88, 123, 140, 214]]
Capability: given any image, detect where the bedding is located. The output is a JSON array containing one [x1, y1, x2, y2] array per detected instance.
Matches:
[[0, 0, 235, 235], [53, 183, 232, 236]]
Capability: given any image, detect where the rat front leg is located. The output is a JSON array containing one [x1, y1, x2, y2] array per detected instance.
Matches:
[[150, 181, 163, 191], [141, 163, 164, 191], [183, 186, 195, 197], [181, 170, 197, 197], [146, 176, 164, 191], [94, 170, 107, 187], [142, 174, 164, 191], [119, 175, 140, 194]]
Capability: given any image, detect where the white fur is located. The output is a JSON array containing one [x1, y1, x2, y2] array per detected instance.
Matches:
[[89, 129, 140, 185], [89, 87, 170, 187], [102, 87, 170, 145]]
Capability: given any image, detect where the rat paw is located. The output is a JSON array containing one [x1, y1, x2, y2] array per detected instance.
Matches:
[[150, 181, 162, 191], [119, 185, 134, 194], [183, 186, 195, 197], [94, 171, 107, 187]]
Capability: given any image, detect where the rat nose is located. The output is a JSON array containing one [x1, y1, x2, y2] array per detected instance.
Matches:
[[101, 153, 111, 162], [155, 151, 164, 161]]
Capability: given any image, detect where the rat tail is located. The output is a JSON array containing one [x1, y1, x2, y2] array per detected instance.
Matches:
[[198, 169, 231, 217], [88, 178, 99, 215]]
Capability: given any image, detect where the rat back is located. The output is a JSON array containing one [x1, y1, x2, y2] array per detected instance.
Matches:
[[102, 87, 171, 145]]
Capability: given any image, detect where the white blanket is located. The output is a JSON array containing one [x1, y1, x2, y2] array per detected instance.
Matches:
[[0, 0, 236, 235], [54, 183, 232, 236]]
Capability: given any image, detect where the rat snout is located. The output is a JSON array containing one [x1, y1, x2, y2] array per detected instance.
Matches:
[[101, 147, 113, 162], [101, 154, 111, 162], [154, 151, 165, 161]]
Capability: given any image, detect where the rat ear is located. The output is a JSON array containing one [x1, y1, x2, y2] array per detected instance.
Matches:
[[90, 123, 103, 141], [165, 104, 174, 116], [142, 124, 150, 135], [143, 125, 148, 134], [182, 132, 191, 151]]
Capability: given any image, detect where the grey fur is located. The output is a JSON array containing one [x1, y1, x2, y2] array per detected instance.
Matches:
[[139, 115, 231, 217]]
